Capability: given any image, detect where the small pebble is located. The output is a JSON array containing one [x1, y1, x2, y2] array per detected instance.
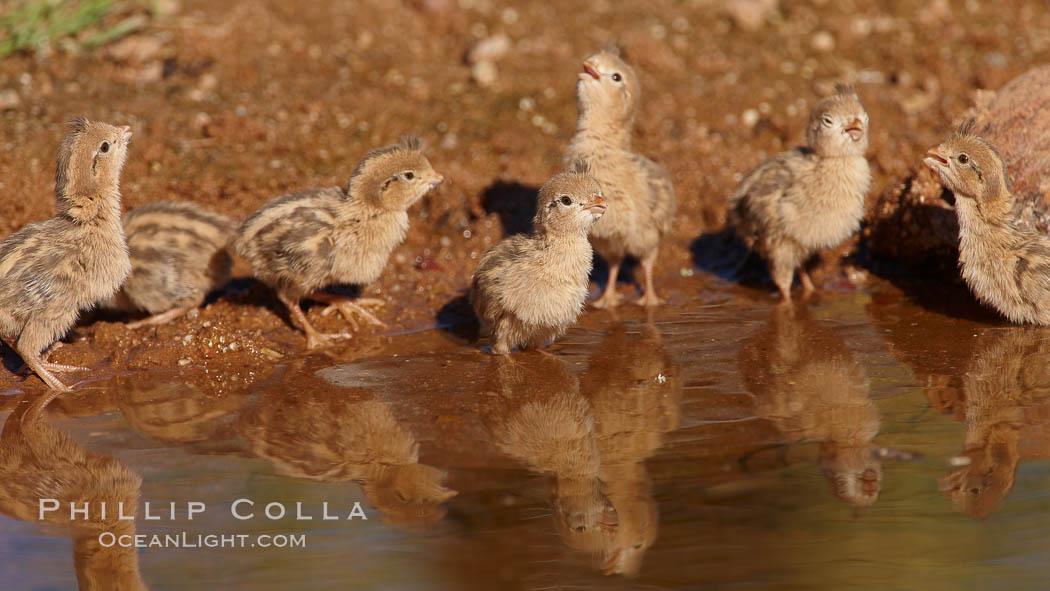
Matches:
[[467, 34, 511, 65], [471, 60, 498, 88], [811, 31, 835, 52], [0, 89, 20, 110], [742, 108, 760, 128]]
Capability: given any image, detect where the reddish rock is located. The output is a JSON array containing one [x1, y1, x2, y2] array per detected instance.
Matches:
[[867, 66, 1050, 270], [970, 65, 1050, 224]]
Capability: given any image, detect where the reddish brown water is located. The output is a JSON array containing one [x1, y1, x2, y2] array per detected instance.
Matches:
[[3, 280, 1050, 590]]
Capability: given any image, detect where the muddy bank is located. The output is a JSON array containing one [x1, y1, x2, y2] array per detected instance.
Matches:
[[1, 1, 1049, 384]]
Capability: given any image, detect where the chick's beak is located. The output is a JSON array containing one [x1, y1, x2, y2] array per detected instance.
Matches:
[[119, 125, 132, 145], [584, 194, 606, 215], [923, 146, 949, 171], [844, 118, 864, 141], [580, 61, 601, 81], [426, 173, 444, 188]]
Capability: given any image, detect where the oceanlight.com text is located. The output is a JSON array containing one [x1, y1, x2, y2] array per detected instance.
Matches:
[[98, 532, 308, 549]]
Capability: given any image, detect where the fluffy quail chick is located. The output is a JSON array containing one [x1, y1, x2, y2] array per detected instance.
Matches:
[[105, 200, 236, 328], [924, 123, 1050, 325], [234, 137, 442, 348], [566, 48, 676, 308], [471, 164, 605, 354], [728, 85, 870, 301], [0, 118, 132, 391]]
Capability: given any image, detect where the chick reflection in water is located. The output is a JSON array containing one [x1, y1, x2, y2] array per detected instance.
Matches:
[[488, 321, 680, 577], [0, 392, 146, 590], [238, 374, 456, 527], [739, 305, 881, 508], [488, 353, 619, 560], [118, 372, 252, 445], [581, 321, 681, 575], [939, 328, 1050, 518]]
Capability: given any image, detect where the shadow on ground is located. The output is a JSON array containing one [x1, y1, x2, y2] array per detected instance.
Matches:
[[436, 294, 480, 344], [481, 181, 540, 237], [690, 228, 774, 292]]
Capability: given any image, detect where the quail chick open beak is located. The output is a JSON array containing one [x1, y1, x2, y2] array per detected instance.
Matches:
[[584, 194, 606, 217], [580, 61, 601, 81], [425, 173, 444, 189], [119, 125, 133, 146], [923, 146, 950, 171], [844, 118, 864, 141]]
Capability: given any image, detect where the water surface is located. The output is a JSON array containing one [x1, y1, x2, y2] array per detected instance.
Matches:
[[2, 283, 1049, 590]]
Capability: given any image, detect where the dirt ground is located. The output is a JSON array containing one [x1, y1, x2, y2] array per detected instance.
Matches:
[[1, 0, 1049, 386]]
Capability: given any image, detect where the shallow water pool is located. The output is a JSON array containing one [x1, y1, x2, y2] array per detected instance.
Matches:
[[2, 282, 1049, 591]]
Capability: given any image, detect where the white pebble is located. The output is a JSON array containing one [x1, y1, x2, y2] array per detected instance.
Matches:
[[471, 60, 498, 88], [742, 108, 760, 128], [811, 31, 835, 52]]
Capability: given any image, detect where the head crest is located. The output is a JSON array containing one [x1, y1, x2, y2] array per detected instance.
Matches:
[[398, 134, 422, 151], [350, 136, 421, 185], [66, 116, 89, 134], [834, 83, 856, 97], [956, 118, 978, 137], [569, 159, 590, 176]]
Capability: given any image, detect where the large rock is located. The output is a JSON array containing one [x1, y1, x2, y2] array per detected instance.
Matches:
[[867, 65, 1050, 270]]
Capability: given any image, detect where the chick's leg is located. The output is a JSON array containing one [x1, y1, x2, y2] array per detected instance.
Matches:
[[126, 306, 194, 329], [38, 362, 88, 372], [489, 317, 514, 355], [593, 258, 624, 309], [770, 257, 795, 302], [277, 291, 350, 349], [636, 251, 665, 307], [798, 268, 816, 297], [38, 341, 87, 373], [14, 325, 71, 391], [310, 293, 387, 330]]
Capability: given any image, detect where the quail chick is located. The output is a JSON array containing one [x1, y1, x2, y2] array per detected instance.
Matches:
[[470, 163, 606, 354], [567, 48, 676, 308], [233, 136, 442, 349], [104, 200, 236, 328], [924, 122, 1050, 325], [0, 118, 133, 391], [728, 85, 870, 301]]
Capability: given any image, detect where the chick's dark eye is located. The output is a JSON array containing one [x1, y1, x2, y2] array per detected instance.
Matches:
[[404, 171, 414, 180], [958, 153, 970, 164], [611, 73, 622, 82], [99, 141, 110, 153], [559, 195, 573, 206], [822, 115, 834, 126]]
